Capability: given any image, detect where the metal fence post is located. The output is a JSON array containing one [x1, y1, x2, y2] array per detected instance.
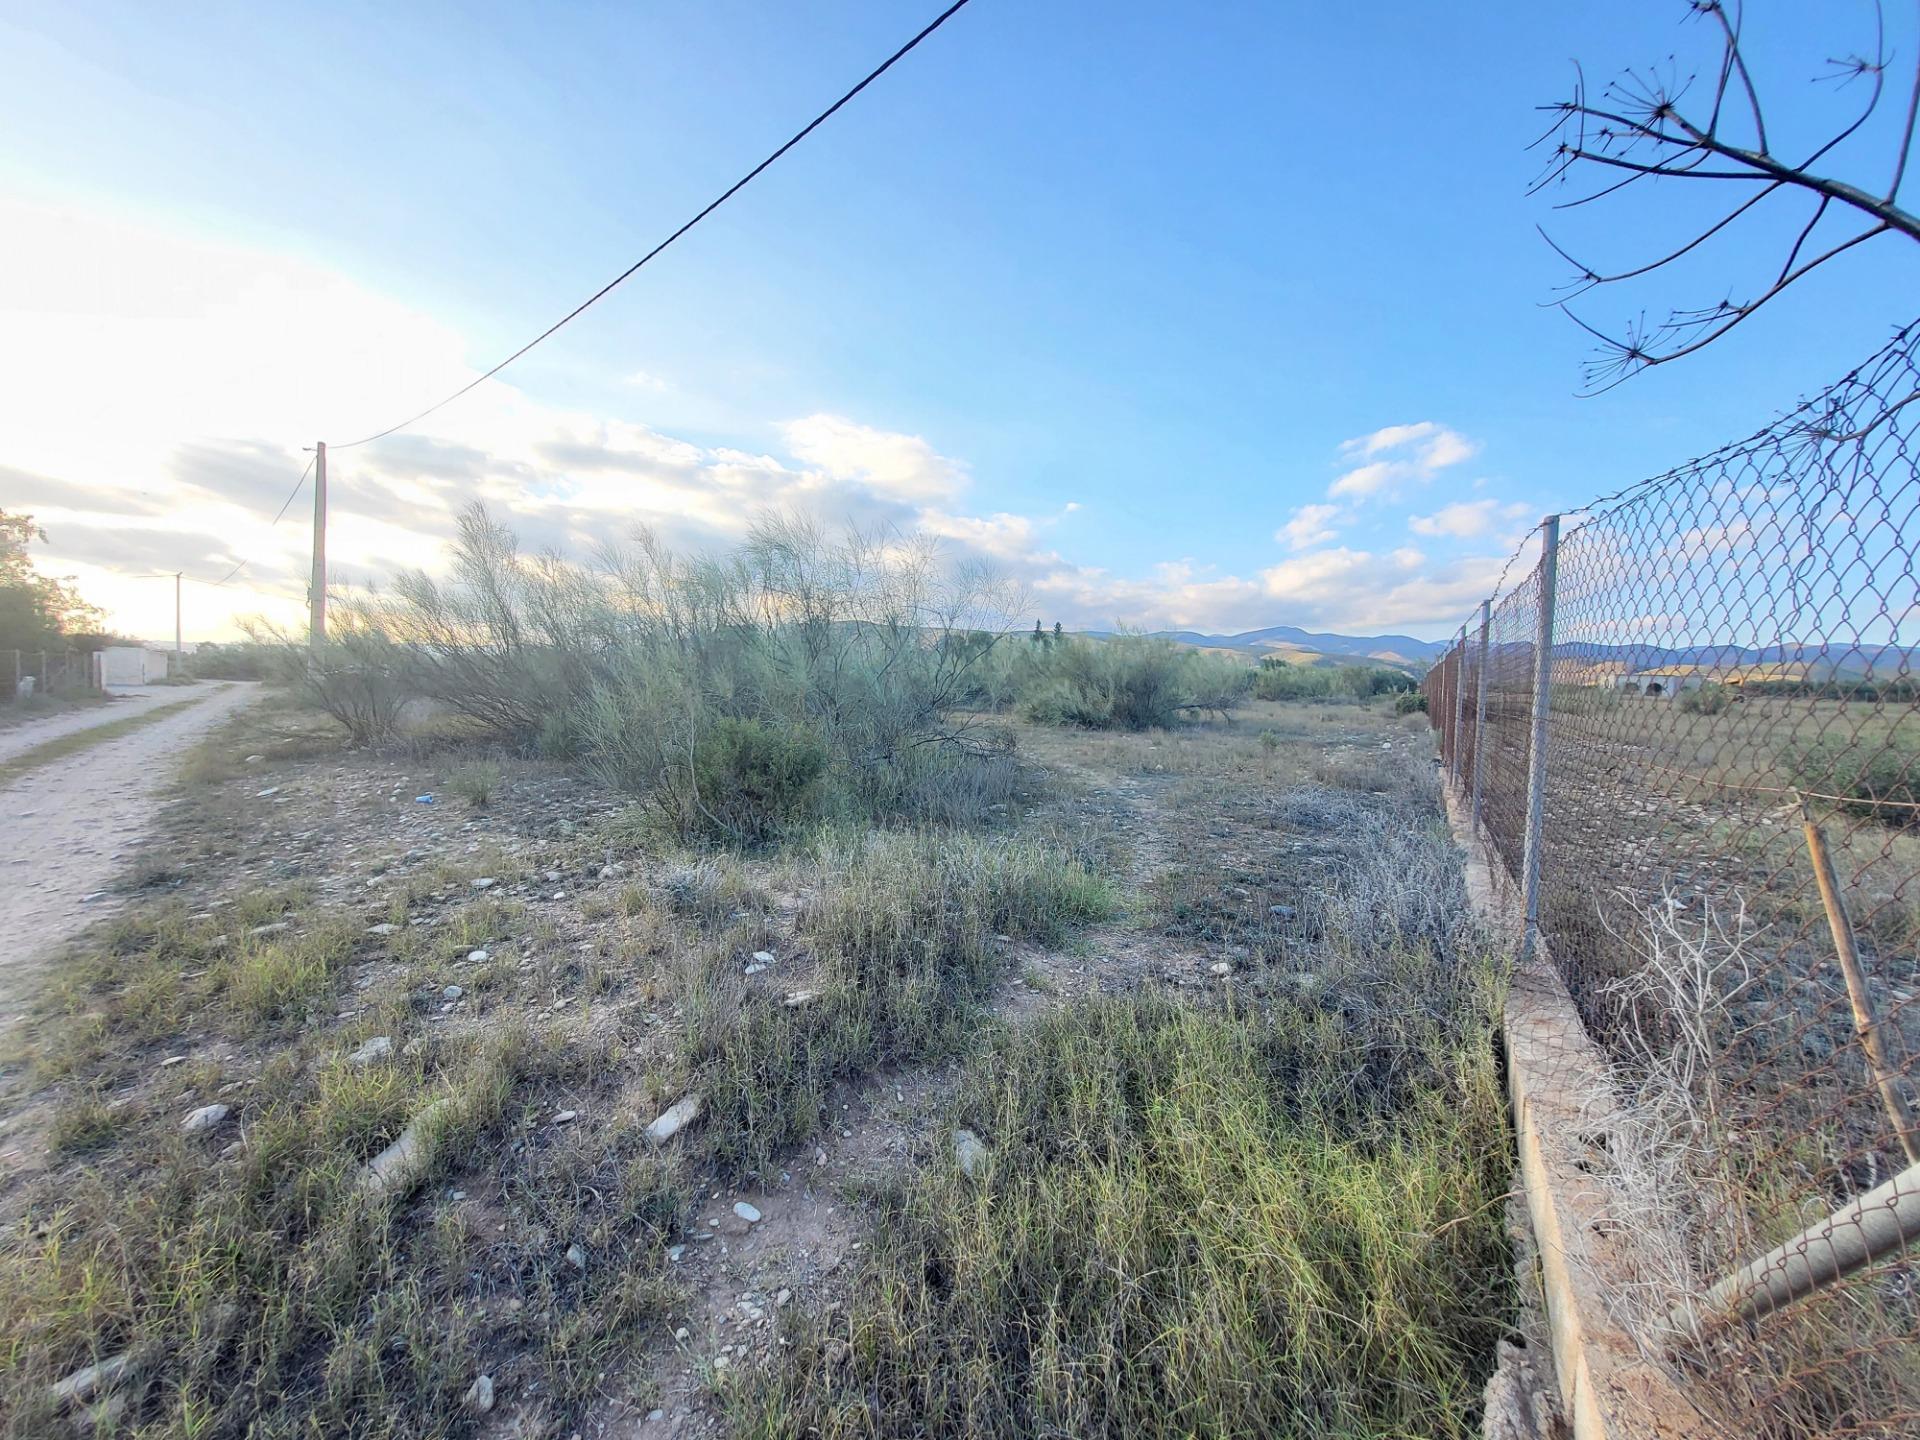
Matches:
[[1520, 514, 1560, 961], [1469, 598, 1490, 834]]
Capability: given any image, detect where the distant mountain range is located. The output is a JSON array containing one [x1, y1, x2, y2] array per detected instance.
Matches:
[[1078, 628, 1917, 681], [1084, 625, 1447, 673], [1548, 640, 1917, 680]]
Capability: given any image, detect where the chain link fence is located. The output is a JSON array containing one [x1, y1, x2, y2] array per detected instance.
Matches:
[[1427, 323, 1920, 1436], [3, 649, 100, 704]]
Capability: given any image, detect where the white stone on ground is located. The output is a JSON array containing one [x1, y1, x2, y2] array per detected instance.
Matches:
[[181, 1103, 229, 1134], [645, 1093, 703, 1144]]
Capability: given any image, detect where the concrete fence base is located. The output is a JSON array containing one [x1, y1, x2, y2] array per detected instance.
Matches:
[[1443, 782, 1720, 1440]]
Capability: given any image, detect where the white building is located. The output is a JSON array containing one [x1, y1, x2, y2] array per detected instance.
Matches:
[[97, 646, 177, 688]]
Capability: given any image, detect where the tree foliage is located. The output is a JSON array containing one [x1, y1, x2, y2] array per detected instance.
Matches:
[[0, 510, 104, 651]]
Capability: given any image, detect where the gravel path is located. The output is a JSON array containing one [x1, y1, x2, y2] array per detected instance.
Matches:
[[0, 682, 259, 1018], [0, 685, 220, 764]]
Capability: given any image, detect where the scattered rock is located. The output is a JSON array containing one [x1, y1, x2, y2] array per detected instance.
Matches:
[[565, 1243, 587, 1271], [255, 786, 280, 798], [752, 950, 776, 964], [347, 1036, 394, 1067], [160, 1055, 186, 1068], [50, 1352, 135, 1408], [1268, 904, 1297, 919], [645, 1093, 704, 1144], [442, 985, 464, 1001], [733, 1201, 762, 1224], [181, 1103, 230, 1135], [783, 989, 820, 1008], [743, 963, 767, 977], [367, 923, 397, 937], [243, 754, 264, 764], [1209, 961, 1232, 977], [954, 1128, 989, 1179], [466, 948, 490, 963], [463, 1375, 495, 1414], [362, 1100, 450, 1198], [471, 877, 496, 891], [553, 1109, 577, 1125], [80, 891, 106, 903], [248, 922, 290, 938]]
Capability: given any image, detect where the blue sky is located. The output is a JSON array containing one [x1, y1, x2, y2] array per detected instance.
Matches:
[[3, 0, 1917, 641]]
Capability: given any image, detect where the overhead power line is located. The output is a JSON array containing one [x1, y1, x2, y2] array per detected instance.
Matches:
[[209, 452, 317, 586], [335, 0, 977, 451]]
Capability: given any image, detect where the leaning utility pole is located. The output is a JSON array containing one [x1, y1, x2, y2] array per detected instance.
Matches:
[[310, 441, 327, 647]]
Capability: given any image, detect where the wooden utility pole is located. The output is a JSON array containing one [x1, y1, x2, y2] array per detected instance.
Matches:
[[310, 441, 328, 647]]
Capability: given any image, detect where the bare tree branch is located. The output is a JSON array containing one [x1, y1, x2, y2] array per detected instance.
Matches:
[[1538, 0, 1920, 390]]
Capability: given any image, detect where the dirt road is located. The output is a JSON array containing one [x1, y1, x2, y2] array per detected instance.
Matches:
[[0, 682, 258, 1018]]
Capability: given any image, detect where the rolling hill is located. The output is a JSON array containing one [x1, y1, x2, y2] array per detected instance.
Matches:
[[1136, 625, 1445, 673]]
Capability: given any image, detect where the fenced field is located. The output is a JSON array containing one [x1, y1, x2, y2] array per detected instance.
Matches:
[[2, 649, 99, 705], [1426, 323, 1920, 1435]]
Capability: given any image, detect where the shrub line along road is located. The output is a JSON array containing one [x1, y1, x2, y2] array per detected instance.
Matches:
[[0, 682, 258, 1019]]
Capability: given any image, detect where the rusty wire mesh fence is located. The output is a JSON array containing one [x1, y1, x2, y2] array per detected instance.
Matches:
[[1427, 323, 1920, 1436]]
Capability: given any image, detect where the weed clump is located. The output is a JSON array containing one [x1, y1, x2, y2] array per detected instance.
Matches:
[[1787, 727, 1920, 823], [736, 987, 1511, 1439], [444, 758, 503, 808], [691, 831, 1115, 1176]]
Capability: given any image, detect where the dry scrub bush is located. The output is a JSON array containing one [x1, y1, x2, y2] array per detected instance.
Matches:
[[330, 505, 1023, 841], [1015, 634, 1253, 730], [256, 608, 409, 745]]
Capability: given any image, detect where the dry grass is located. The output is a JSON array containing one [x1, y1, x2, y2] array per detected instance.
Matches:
[[732, 759, 1512, 1439], [1, 687, 1521, 1438]]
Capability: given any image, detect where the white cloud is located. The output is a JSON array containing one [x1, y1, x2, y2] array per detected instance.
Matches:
[[2, 197, 1512, 644], [1328, 460, 1399, 499], [1409, 498, 1535, 539], [1410, 499, 1499, 538], [1276, 502, 1341, 550], [780, 414, 968, 505], [1342, 421, 1442, 459], [1330, 421, 1479, 500]]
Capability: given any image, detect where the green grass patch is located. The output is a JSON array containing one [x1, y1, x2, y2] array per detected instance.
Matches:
[[691, 830, 1115, 1177], [734, 985, 1512, 1439]]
